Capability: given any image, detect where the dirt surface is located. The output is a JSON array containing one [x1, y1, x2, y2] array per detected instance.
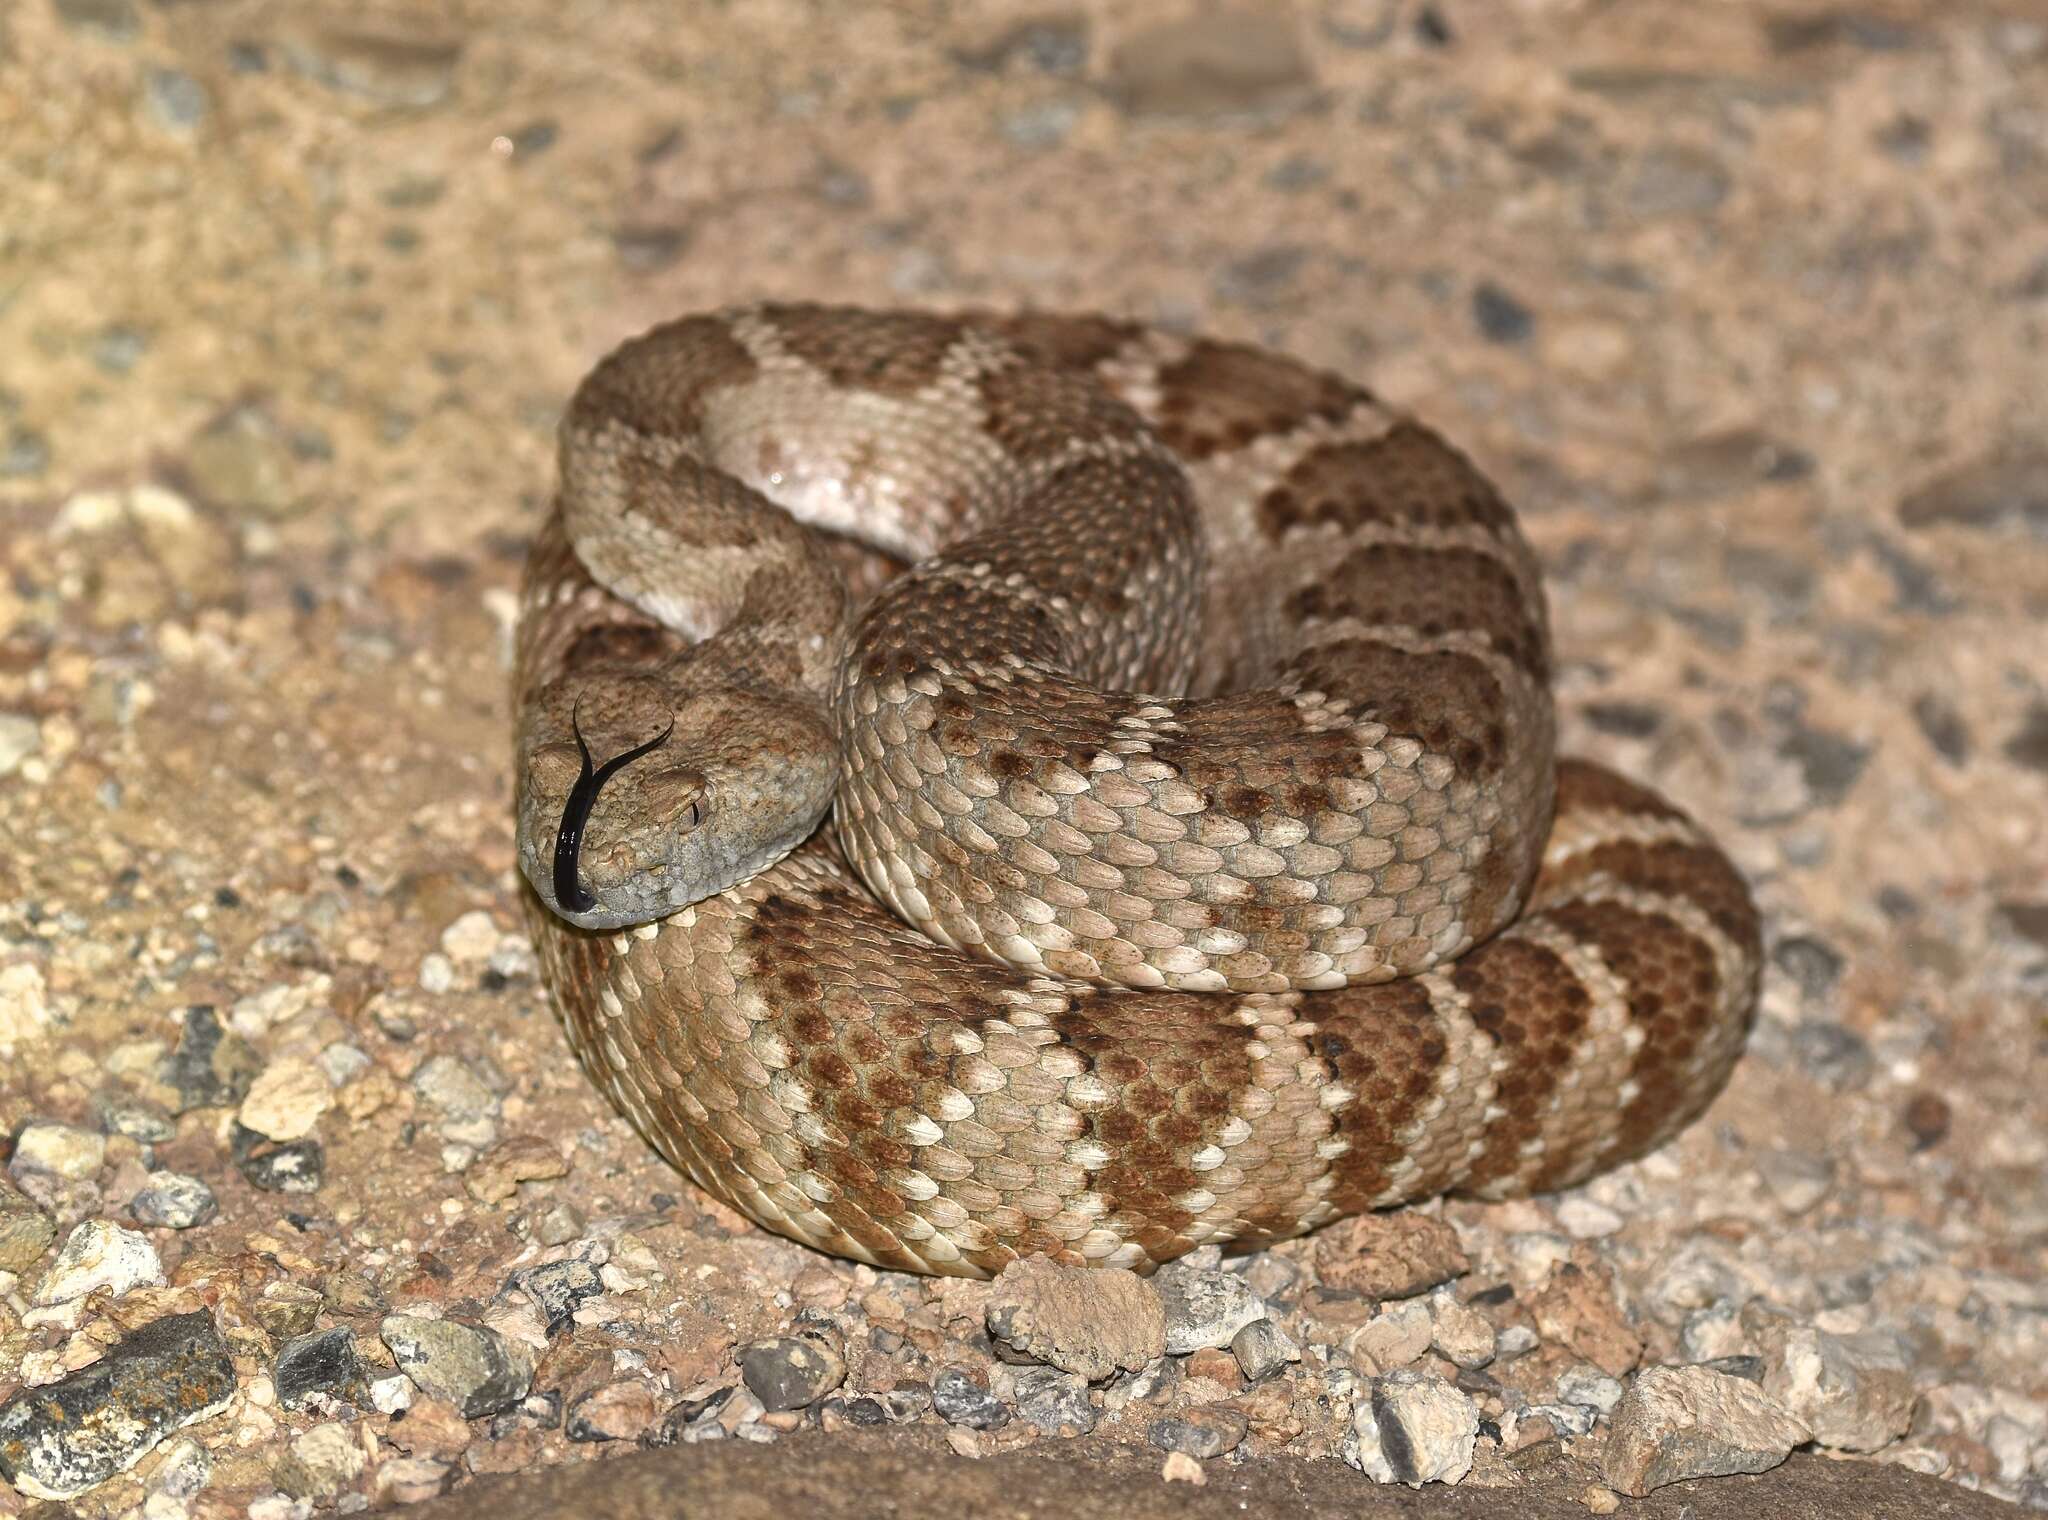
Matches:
[[2, 0, 2045, 1515], [388, 1434, 2030, 1520]]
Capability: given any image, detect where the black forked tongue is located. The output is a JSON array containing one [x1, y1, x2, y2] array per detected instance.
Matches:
[[552, 701, 677, 915]]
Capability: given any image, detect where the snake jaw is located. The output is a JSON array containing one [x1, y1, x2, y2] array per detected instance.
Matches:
[[551, 702, 677, 919]]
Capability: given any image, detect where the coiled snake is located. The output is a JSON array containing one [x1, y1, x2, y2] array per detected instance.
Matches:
[[513, 306, 1760, 1278]]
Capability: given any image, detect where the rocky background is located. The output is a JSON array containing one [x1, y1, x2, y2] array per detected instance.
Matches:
[[1, 0, 2044, 1515]]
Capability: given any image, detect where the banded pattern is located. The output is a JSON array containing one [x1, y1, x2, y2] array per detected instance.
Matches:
[[514, 307, 1761, 1278], [520, 308, 1553, 1003]]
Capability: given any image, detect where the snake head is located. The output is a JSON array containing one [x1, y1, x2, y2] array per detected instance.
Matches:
[[517, 668, 837, 930]]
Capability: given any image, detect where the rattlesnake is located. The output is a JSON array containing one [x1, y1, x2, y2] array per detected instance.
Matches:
[[513, 305, 1760, 1279]]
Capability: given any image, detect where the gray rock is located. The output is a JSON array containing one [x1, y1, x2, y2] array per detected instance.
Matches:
[[231, 1125, 324, 1193], [1349, 1370, 1478, 1486], [411, 1054, 501, 1147], [951, 12, 1089, 75], [1012, 1366, 1095, 1435], [1472, 281, 1534, 344], [90, 324, 150, 376], [0, 1181, 56, 1271], [1759, 1324, 1916, 1452], [0, 1310, 234, 1500], [985, 1255, 1165, 1381], [1754, 1150, 1836, 1216], [95, 1095, 176, 1143], [1898, 448, 2048, 533], [1428, 1292, 1498, 1370], [1230, 1317, 1301, 1382], [1154, 1261, 1267, 1354], [1770, 934, 1846, 1001], [1556, 1364, 1626, 1414], [0, 428, 48, 479], [143, 68, 209, 131], [1147, 1405, 1248, 1460], [2006, 703, 2048, 774], [1626, 144, 1732, 218], [931, 1366, 1010, 1429], [1106, 10, 1315, 119], [53, 0, 139, 41], [129, 1172, 218, 1229], [736, 1334, 846, 1413], [162, 1005, 261, 1113], [508, 1257, 605, 1336], [275, 1326, 365, 1410], [1912, 692, 1972, 765], [282, 25, 463, 107], [1601, 1365, 1810, 1497], [381, 1314, 534, 1418]]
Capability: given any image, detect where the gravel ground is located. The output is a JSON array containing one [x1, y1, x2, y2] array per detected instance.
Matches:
[[1, 0, 2044, 1515]]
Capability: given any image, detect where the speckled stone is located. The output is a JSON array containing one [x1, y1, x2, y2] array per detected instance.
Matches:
[[0, 1311, 235, 1500]]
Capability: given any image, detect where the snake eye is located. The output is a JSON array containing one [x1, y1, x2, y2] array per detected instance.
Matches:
[[640, 766, 707, 832]]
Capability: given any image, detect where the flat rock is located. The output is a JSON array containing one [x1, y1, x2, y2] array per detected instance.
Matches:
[[0, 1309, 235, 1500], [1601, 1366, 1811, 1497], [1314, 1212, 1471, 1300]]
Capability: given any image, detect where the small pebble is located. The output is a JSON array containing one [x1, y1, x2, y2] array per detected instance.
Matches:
[[1428, 1292, 1498, 1369], [275, 1326, 365, 1410], [0, 1181, 56, 1271], [1012, 1366, 1095, 1435], [932, 1365, 1010, 1429], [566, 1379, 659, 1442], [1147, 1405, 1248, 1460], [1315, 1211, 1471, 1299], [737, 1334, 846, 1412], [985, 1255, 1165, 1380], [129, 1172, 218, 1229], [231, 1126, 325, 1193], [508, 1257, 605, 1335], [161, 1006, 262, 1113], [238, 1056, 332, 1141], [1555, 1198, 1624, 1240], [10, 1120, 108, 1181], [1153, 1261, 1267, 1354], [30, 1219, 164, 1310], [1230, 1317, 1301, 1382], [381, 1314, 534, 1418], [1346, 1298, 1434, 1374], [276, 1420, 364, 1500]]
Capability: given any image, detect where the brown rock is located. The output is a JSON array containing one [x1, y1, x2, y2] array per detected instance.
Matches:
[[1526, 1256, 1642, 1379], [566, 1379, 659, 1443], [463, 1135, 568, 1204], [984, 1255, 1165, 1382], [383, 1396, 473, 1459], [0, 1182, 55, 1273], [1107, 11, 1314, 119], [1312, 1212, 1471, 1301]]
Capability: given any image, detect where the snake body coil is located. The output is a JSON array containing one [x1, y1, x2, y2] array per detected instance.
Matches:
[[514, 307, 1761, 1278]]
